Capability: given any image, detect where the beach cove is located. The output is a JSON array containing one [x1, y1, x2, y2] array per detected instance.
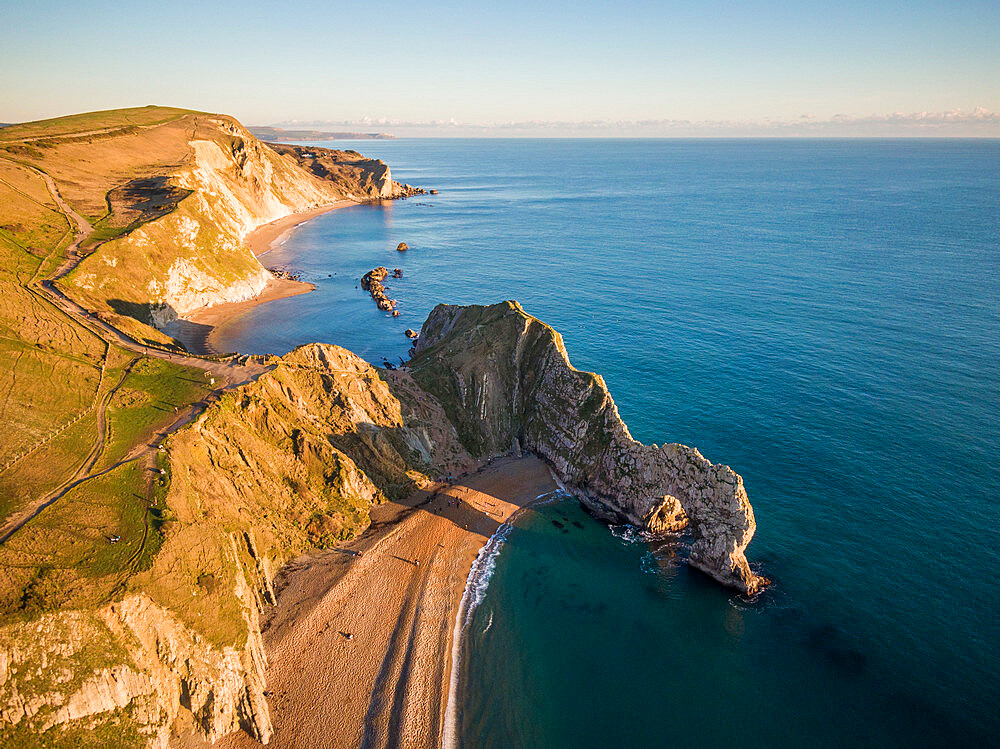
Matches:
[[208, 137, 1000, 747]]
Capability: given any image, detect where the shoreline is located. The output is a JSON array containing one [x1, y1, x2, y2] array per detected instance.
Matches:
[[210, 454, 559, 749], [244, 199, 357, 258], [441, 487, 562, 749], [168, 200, 357, 355]]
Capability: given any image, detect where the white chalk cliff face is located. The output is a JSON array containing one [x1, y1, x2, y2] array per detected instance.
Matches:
[[410, 301, 767, 594], [63, 116, 414, 332], [0, 553, 274, 747]]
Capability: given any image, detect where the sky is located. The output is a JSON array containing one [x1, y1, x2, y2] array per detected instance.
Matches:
[[1, 0, 998, 136]]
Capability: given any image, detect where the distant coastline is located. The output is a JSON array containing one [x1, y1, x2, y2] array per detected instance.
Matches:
[[249, 125, 395, 141]]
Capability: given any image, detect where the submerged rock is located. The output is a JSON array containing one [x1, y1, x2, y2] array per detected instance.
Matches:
[[410, 301, 766, 594]]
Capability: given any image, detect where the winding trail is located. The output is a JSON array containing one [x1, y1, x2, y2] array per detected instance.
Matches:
[[0, 158, 273, 545]]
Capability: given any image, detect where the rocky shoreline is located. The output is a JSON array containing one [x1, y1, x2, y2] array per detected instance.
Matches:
[[410, 301, 767, 594]]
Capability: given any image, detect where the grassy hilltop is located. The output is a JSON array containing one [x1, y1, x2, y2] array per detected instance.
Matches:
[[0, 106, 426, 745]]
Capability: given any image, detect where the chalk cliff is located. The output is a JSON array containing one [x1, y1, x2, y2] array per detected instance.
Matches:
[[410, 301, 766, 593], [61, 115, 412, 342], [0, 304, 765, 745]]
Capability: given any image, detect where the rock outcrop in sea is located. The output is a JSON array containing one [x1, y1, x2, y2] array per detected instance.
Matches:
[[410, 301, 766, 593], [0, 302, 765, 745], [360, 266, 397, 311]]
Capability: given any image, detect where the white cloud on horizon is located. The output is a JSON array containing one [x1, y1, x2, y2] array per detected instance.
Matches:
[[273, 108, 1000, 137]]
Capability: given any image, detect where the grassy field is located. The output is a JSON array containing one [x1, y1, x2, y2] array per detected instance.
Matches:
[[0, 105, 198, 145], [0, 107, 233, 560], [95, 356, 212, 472], [0, 108, 194, 222], [0, 158, 106, 472], [0, 459, 160, 622]]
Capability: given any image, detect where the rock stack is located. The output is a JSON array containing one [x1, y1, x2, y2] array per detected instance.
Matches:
[[360, 267, 396, 311], [396, 242, 408, 252]]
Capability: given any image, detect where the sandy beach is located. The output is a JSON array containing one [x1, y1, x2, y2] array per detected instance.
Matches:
[[167, 200, 357, 354], [193, 455, 558, 749], [245, 200, 357, 258]]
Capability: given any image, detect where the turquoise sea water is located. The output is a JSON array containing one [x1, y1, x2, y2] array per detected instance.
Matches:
[[215, 139, 1000, 746]]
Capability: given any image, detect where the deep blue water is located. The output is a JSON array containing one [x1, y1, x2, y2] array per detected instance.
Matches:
[[216, 139, 1000, 746]]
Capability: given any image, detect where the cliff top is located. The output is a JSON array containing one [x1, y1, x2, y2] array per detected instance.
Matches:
[[0, 105, 199, 143]]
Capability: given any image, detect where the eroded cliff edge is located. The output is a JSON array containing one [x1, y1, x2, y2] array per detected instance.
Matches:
[[0, 344, 475, 746], [0, 305, 764, 745], [56, 114, 414, 347], [409, 301, 766, 594]]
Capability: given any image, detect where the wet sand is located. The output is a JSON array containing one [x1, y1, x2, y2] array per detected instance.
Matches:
[[245, 200, 357, 258], [207, 454, 559, 749], [167, 201, 356, 355]]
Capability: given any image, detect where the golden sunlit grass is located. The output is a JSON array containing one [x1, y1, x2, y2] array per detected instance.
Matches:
[[95, 356, 212, 472], [0, 459, 161, 621], [0, 105, 198, 144]]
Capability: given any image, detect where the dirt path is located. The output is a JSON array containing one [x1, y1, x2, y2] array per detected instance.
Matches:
[[0, 160, 272, 545]]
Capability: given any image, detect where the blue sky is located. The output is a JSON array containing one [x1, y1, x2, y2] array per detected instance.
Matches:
[[1, 0, 998, 134]]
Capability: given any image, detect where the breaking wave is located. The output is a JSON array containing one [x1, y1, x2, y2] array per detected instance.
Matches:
[[442, 489, 567, 749]]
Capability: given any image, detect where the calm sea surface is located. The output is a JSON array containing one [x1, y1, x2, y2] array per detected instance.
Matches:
[[216, 139, 1000, 746]]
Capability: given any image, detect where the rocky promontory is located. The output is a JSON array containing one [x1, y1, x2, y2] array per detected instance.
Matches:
[[410, 301, 766, 593], [0, 300, 765, 746]]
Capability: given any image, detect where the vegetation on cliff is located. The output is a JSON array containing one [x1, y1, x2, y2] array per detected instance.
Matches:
[[0, 106, 761, 747], [410, 301, 765, 593], [0, 106, 425, 746]]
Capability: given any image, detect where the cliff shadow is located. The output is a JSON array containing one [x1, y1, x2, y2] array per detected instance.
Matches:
[[159, 317, 215, 356], [106, 298, 194, 351]]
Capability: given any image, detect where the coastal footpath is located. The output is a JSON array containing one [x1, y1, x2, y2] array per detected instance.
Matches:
[[0, 107, 762, 747], [1, 308, 764, 747]]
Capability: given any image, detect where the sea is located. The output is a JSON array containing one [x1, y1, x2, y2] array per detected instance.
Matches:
[[214, 139, 1000, 747]]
